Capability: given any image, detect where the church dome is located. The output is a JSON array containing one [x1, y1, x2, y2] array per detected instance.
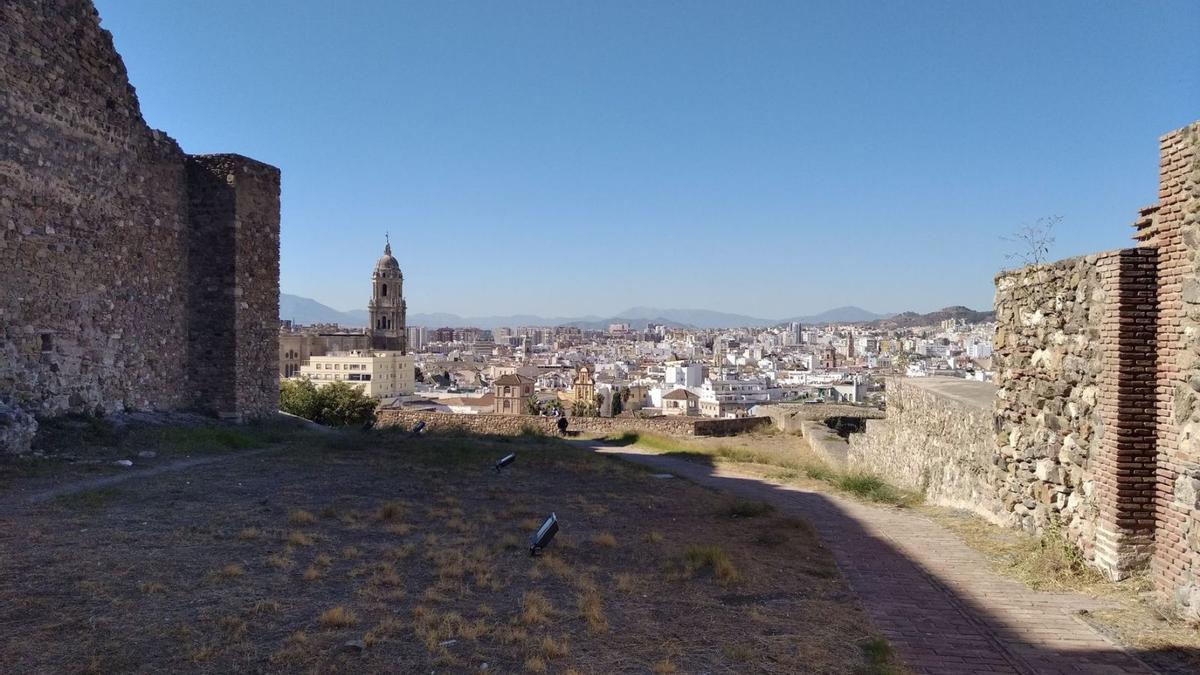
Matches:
[[375, 240, 401, 272]]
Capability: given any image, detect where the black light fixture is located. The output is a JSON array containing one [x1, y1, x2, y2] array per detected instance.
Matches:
[[529, 513, 559, 556], [494, 453, 516, 473]]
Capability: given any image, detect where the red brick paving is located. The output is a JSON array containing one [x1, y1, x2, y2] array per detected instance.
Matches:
[[586, 444, 1156, 675]]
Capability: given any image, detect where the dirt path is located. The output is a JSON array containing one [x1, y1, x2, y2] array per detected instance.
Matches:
[[581, 441, 1157, 675], [1, 448, 274, 507]]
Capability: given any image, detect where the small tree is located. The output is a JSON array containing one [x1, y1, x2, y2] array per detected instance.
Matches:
[[1002, 215, 1060, 267], [280, 379, 377, 427], [611, 388, 624, 416]]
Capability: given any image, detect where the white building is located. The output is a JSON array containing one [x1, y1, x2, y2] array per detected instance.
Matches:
[[664, 363, 706, 388], [967, 342, 993, 359], [698, 378, 775, 418], [297, 350, 415, 398]]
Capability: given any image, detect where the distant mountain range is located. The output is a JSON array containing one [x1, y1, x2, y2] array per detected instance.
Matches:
[[280, 293, 987, 330]]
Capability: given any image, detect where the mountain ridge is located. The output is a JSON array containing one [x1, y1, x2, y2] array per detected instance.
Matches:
[[280, 293, 986, 330]]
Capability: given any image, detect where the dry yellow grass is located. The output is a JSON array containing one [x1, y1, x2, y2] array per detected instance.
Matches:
[[539, 635, 569, 659], [341, 545, 361, 559], [302, 565, 321, 581], [317, 605, 358, 628], [592, 532, 618, 548], [237, 527, 260, 541], [288, 509, 317, 525], [250, 599, 280, 614], [218, 563, 244, 578], [138, 581, 166, 594], [524, 656, 547, 673], [578, 587, 608, 633], [646, 530, 664, 544], [313, 553, 333, 567], [286, 531, 313, 547], [387, 522, 413, 536], [519, 517, 542, 531], [266, 553, 293, 570], [520, 590, 554, 626]]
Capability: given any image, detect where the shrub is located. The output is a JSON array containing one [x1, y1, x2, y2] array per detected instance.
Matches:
[[280, 379, 377, 427]]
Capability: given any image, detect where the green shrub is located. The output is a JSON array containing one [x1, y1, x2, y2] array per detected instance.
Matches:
[[280, 379, 377, 427]]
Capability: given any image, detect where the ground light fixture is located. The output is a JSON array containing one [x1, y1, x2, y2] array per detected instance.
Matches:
[[529, 513, 559, 556], [495, 453, 516, 473]]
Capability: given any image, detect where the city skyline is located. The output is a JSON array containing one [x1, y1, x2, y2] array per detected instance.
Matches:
[[95, 0, 1199, 317]]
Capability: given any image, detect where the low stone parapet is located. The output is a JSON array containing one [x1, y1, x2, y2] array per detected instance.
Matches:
[[375, 409, 769, 438]]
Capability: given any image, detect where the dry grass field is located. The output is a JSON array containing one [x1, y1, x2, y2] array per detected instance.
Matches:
[[0, 422, 898, 673]]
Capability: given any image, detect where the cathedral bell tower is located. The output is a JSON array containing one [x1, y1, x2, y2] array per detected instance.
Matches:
[[368, 236, 407, 353]]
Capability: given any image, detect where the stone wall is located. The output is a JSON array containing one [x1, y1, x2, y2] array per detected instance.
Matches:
[[848, 378, 1005, 524], [993, 249, 1157, 575], [376, 409, 769, 438], [0, 0, 280, 448]]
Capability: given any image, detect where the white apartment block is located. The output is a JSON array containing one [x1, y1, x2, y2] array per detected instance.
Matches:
[[297, 351, 415, 398]]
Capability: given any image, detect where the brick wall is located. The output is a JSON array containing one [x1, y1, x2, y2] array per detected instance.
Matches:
[[376, 409, 769, 438], [0, 0, 280, 444], [1140, 123, 1200, 610]]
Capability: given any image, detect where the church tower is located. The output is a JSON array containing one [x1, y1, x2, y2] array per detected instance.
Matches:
[[368, 236, 407, 353]]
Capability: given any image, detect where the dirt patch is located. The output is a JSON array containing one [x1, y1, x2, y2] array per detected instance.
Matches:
[[0, 427, 889, 673]]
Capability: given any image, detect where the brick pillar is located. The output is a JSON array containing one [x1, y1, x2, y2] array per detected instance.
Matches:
[[185, 154, 280, 420], [1134, 122, 1200, 611], [1092, 248, 1158, 579]]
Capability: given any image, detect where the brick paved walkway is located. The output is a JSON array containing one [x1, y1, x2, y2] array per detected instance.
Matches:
[[583, 443, 1156, 675]]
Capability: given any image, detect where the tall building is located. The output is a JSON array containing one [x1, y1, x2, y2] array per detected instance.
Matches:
[[368, 236, 407, 352]]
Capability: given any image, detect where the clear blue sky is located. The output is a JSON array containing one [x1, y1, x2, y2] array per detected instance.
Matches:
[[95, 0, 1198, 319]]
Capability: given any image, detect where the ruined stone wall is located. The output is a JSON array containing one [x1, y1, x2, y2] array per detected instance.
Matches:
[[0, 0, 279, 444], [993, 249, 1157, 574], [376, 410, 769, 438], [848, 378, 1005, 524]]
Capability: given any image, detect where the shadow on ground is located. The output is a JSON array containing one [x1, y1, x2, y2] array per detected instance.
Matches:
[[579, 439, 1198, 675]]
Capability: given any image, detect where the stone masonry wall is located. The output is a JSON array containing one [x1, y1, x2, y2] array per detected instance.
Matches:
[[848, 378, 1005, 524], [993, 249, 1157, 576], [376, 409, 769, 438], [0, 0, 280, 446]]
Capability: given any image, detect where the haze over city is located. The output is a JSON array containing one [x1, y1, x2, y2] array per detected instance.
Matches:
[[93, 0, 1199, 318]]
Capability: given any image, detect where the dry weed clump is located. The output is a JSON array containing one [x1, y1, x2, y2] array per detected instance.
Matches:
[[288, 509, 317, 525], [524, 656, 547, 673], [250, 599, 281, 614], [682, 545, 739, 583], [520, 590, 554, 626], [302, 565, 321, 581], [387, 522, 413, 536], [341, 545, 361, 559], [238, 527, 260, 541], [578, 586, 608, 633], [539, 635, 569, 659], [267, 553, 294, 570], [318, 605, 358, 628], [592, 532, 618, 548], [286, 531, 313, 547], [217, 563, 245, 578]]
